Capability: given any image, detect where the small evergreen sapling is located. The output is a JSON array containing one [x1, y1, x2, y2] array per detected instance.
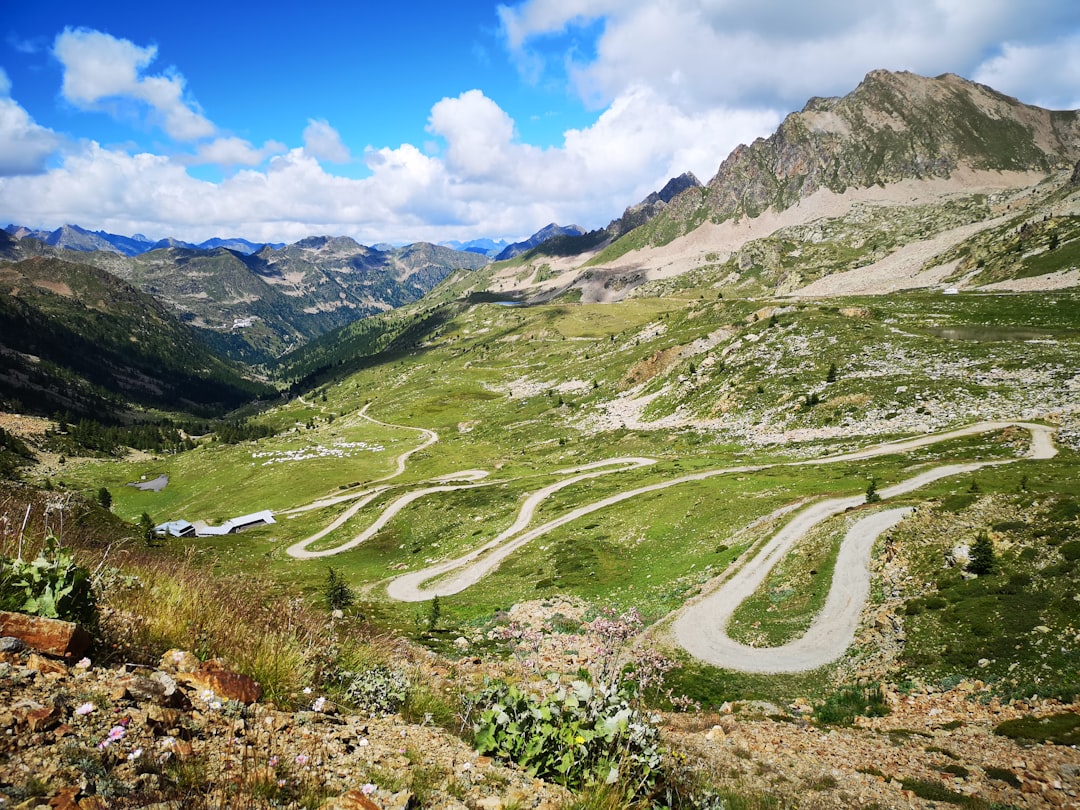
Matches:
[[324, 566, 355, 611], [967, 531, 995, 576], [865, 478, 881, 503]]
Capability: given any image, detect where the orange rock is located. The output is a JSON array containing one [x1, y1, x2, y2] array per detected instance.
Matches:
[[178, 658, 262, 704], [322, 790, 381, 810], [27, 653, 69, 676], [0, 611, 90, 659], [25, 705, 60, 732], [48, 785, 80, 809]]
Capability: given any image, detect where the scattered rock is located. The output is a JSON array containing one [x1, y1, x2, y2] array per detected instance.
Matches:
[[0, 611, 91, 659], [177, 658, 262, 704]]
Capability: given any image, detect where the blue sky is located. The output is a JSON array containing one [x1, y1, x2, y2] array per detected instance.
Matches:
[[2, 1, 1079, 245]]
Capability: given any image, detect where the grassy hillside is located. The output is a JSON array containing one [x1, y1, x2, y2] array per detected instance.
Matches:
[[0, 256, 272, 420], [52, 284, 1079, 707]]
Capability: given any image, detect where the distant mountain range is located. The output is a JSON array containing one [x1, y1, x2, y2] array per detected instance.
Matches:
[[4, 68, 1078, 418], [1, 231, 491, 365], [4, 223, 280, 256]]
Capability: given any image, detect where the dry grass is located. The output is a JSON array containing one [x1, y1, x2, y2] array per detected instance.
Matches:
[[95, 549, 395, 706]]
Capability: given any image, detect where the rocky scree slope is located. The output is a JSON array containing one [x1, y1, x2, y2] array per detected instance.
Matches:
[[637, 69, 1080, 250]]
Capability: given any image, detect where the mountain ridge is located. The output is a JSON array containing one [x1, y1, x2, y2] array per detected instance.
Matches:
[[475, 69, 1080, 303]]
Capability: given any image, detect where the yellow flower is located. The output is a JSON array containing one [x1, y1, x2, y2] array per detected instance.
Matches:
[[575, 735, 585, 745]]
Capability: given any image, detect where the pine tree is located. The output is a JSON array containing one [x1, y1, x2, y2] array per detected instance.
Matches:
[[967, 531, 995, 576], [97, 487, 112, 510], [325, 567, 355, 611], [427, 595, 441, 633], [865, 478, 881, 503]]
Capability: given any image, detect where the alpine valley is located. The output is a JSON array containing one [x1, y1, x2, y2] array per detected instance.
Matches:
[[2, 69, 1080, 810]]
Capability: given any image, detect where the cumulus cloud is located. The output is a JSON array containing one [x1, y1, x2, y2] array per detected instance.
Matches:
[[186, 136, 287, 167], [499, 0, 1080, 111], [973, 33, 1080, 110], [302, 119, 352, 163], [0, 69, 62, 176], [53, 27, 215, 140], [427, 89, 521, 180]]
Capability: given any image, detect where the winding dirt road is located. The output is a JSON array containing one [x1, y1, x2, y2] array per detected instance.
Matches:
[[281, 407, 1056, 671]]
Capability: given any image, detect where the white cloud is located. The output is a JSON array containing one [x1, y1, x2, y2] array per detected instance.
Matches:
[[973, 33, 1080, 110], [500, 0, 1080, 112], [0, 83, 761, 243], [53, 27, 215, 140], [427, 89, 520, 180], [186, 136, 287, 167], [0, 69, 62, 176], [302, 119, 352, 163]]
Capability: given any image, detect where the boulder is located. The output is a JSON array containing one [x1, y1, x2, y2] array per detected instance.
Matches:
[[178, 658, 262, 704], [0, 611, 90, 659]]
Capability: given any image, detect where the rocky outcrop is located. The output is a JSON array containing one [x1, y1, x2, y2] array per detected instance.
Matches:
[[606, 171, 703, 238], [0, 611, 91, 660], [639, 70, 1080, 247], [0, 647, 570, 809]]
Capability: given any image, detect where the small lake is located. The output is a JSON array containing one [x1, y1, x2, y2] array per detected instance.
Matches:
[[924, 326, 1064, 342]]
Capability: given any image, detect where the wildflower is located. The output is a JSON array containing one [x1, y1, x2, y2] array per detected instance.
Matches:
[[209, 701, 222, 711], [75, 657, 91, 670], [356, 738, 369, 747], [127, 748, 143, 761], [361, 783, 377, 795], [200, 689, 215, 702], [295, 754, 309, 766], [269, 755, 279, 767], [575, 735, 586, 745], [303, 687, 313, 695], [98, 725, 126, 749], [75, 702, 95, 716], [312, 696, 326, 712]]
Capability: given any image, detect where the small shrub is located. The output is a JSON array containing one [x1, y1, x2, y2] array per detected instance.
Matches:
[[1060, 540, 1080, 562], [0, 538, 97, 626], [337, 666, 410, 716], [899, 777, 968, 804], [865, 478, 881, 504], [994, 712, 1080, 745], [966, 531, 995, 576], [472, 678, 663, 800], [984, 765, 1020, 787], [324, 566, 355, 611], [815, 684, 889, 726]]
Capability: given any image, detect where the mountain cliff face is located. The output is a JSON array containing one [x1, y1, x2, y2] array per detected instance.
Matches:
[[606, 171, 702, 239], [631, 70, 1080, 251], [478, 70, 1079, 302]]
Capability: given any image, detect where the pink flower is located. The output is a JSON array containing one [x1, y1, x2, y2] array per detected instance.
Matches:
[[295, 754, 309, 766], [361, 783, 377, 795], [75, 702, 95, 716]]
